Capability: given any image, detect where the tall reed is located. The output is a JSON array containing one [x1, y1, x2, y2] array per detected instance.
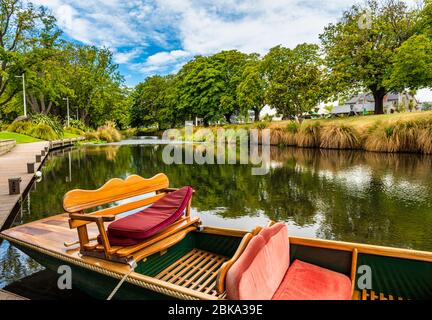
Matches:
[[320, 124, 361, 149]]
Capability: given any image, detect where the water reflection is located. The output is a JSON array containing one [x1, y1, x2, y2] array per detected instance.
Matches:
[[1, 143, 432, 289]]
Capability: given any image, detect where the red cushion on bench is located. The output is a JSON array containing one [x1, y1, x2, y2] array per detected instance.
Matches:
[[272, 260, 352, 300], [99, 186, 193, 246]]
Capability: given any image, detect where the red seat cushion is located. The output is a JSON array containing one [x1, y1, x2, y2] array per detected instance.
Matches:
[[272, 260, 352, 300], [99, 186, 193, 246], [226, 223, 290, 300]]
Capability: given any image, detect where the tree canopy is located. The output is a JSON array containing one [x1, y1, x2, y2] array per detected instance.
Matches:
[[2, 0, 432, 130], [320, 0, 419, 114]]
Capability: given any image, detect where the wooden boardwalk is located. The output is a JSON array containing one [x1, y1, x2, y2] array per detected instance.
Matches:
[[0, 289, 28, 300], [0, 141, 49, 230]]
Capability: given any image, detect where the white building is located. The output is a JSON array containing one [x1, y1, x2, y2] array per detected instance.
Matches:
[[331, 92, 418, 115]]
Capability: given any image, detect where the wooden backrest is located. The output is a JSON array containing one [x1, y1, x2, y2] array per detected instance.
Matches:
[[63, 174, 170, 213]]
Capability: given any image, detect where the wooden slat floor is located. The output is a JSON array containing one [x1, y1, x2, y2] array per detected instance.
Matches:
[[0, 289, 28, 300], [0, 141, 48, 229], [155, 248, 228, 298], [353, 289, 406, 300]]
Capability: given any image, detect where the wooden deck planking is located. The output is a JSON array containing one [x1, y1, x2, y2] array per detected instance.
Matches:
[[0, 214, 222, 300], [0, 289, 28, 300], [0, 141, 49, 229]]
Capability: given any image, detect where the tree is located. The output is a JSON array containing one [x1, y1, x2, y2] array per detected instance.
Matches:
[[263, 44, 325, 119], [0, 0, 60, 107], [176, 50, 251, 125], [237, 59, 267, 122], [387, 34, 432, 91], [320, 0, 418, 114], [130, 75, 170, 129], [63, 44, 126, 127], [25, 46, 73, 115]]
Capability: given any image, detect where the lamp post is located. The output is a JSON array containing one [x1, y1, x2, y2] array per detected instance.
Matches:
[[63, 97, 70, 127], [15, 74, 27, 117]]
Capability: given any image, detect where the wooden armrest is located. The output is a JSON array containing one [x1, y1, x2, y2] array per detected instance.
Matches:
[[216, 232, 254, 295], [69, 213, 116, 222]]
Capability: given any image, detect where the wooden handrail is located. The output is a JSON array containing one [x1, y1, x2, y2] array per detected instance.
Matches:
[[215, 232, 254, 295]]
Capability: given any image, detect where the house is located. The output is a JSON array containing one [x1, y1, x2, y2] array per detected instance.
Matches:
[[331, 92, 419, 115]]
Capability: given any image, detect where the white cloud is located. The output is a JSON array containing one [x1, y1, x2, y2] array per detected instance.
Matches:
[[34, 0, 361, 78], [113, 48, 142, 64]]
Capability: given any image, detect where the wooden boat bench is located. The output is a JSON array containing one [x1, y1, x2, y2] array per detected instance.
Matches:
[[63, 174, 201, 264]]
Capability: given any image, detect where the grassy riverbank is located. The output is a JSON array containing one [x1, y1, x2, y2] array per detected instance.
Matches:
[[172, 111, 432, 154], [0, 131, 42, 144]]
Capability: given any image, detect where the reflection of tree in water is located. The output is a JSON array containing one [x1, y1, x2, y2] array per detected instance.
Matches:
[[17, 144, 432, 251], [0, 242, 43, 287]]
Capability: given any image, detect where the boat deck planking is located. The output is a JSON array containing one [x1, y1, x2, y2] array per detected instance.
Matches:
[[1, 213, 225, 300]]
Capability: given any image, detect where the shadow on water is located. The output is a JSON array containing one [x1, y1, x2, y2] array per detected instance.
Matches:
[[1, 142, 432, 297]]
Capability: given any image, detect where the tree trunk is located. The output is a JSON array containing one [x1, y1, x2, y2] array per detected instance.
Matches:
[[224, 113, 232, 123], [372, 89, 386, 115], [253, 108, 260, 122]]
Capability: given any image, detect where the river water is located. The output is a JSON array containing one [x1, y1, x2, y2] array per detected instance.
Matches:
[[1, 141, 431, 295]]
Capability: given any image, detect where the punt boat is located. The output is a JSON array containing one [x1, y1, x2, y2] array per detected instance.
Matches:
[[1, 174, 431, 300]]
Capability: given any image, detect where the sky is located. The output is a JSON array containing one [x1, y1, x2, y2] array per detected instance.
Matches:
[[33, 0, 432, 102]]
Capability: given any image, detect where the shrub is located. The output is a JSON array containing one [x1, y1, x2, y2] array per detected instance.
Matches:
[[96, 121, 122, 142], [31, 113, 64, 137], [286, 121, 300, 133], [320, 124, 361, 149], [84, 131, 100, 141], [64, 126, 84, 135], [121, 128, 137, 138], [418, 127, 432, 154], [391, 121, 419, 153], [364, 124, 398, 152], [96, 129, 113, 142], [7, 121, 32, 134], [270, 128, 296, 146], [69, 119, 88, 131], [296, 122, 321, 148], [28, 124, 59, 140], [254, 122, 269, 130]]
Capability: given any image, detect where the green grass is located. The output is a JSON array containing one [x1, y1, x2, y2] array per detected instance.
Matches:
[[63, 132, 81, 139], [0, 131, 42, 144]]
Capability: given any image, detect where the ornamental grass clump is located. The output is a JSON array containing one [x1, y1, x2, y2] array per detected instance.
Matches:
[[84, 131, 100, 141], [31, 113, 64, 137], [7, 121, 32, 135], [28, 124, 58, 140], [320, 124, 361, 149], [418, 126, 432, 154], [296, 122, 321, 148], [364, 123, 398, 152], [391, 120, 419, 153], [97, 121, 122, 142]]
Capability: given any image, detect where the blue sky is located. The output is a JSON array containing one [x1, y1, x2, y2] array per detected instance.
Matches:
[[32, 0, 361, 84], [31, 0, 432, 101]]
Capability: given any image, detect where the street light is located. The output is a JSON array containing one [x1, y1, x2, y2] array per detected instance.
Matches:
[[63, 97, 70, 127], [15, 73, 27, 117]]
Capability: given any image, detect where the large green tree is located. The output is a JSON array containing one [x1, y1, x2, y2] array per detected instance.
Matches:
[[0, 0, 60, 107], [263, 44, 325, 119], [62, 44, 126, 127], [176, 50, 251, 125], [387, 1, 432, 91], [237, 59, 267, 121], [130, 75, 171, 129], [320, 0, 418, 114]]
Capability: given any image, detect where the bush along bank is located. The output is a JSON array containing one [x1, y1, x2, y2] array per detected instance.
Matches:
[[3, 115, 123, 143], [167, 116, 432, 154]]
